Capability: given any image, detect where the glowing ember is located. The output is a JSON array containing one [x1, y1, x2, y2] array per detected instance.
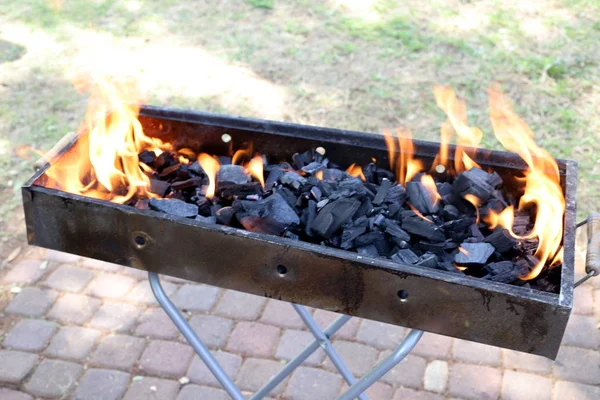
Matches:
[[346, 163, 366, 181], [197, 153, 220, 199]]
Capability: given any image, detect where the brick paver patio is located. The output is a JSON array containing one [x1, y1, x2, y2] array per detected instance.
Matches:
[[1, 246, 599, 399]]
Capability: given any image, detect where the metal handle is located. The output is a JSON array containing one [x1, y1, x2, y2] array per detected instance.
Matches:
[[574, 213, 600, 288], [33, 131, 78, 171]]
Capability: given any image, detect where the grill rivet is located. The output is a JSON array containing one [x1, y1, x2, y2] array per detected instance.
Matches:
[[397, 290, 408, 302], [134, 236, 146, 246], [276, 264, 287, 276]]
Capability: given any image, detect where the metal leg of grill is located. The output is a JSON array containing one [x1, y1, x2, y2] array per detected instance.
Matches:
[[149, 271, 424, 400]]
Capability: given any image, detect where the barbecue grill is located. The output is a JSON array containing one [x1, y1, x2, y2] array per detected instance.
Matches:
[[21, 106, 600, 399]]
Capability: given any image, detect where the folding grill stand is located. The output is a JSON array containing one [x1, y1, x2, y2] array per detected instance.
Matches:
[[149, 272, 424, 400]]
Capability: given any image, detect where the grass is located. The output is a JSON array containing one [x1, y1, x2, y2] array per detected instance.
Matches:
[[0, 0, 599, 253]]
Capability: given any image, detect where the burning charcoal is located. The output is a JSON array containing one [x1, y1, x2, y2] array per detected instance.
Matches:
[[469, 224, 485, 242], [383, 220, 411, 242], [372, 178, 392, 205], [233, 193, 300, 236], [265, 169, 284, 190], [401, 215, 446, 242], [442, 217, 476, 232], [384, 184, 407, 204], [195, 215, 217, 224], [218, 182, 262, 199], [310, 198, 361, 239], [135, 199, 149, 210], [154, 152, 177, 171], [442, 204, 460, 220], [356, 245, 379, 257], [436, 182, 453, 197], [171, 177, 203, 191], [487, 171, 503, 188], [437, 261, 463, 273], [217, 165, 250, 186], [281, 172, 307, 190], [340, 225, 367, 249], [187, 161, 205, 176], [216, 206, 235, 225], [292, 150, 313, 170], [452, 168, 493, 202], [139, 150, 156, 165], [149, 198, 198, 218], [305, 200, 317, 237], [195, 197, 212, 216], [391, 249, 419, 264], [406, 181, 440, 214], [484, 261, 516, 276], [302, 161, 325, 175], [158, 163, 182, 178], [486, 270, 521, 283], [276, 187, 298, 209], [512, 212, 532, 235], [454, 242, 495, 266], [362, 163, 377, 184], [149, 179, 171, 197], [485, 195, 509, 214], [310, 186, 322, 201], [323, 168, 345, 181], [416, 252, 438, 268], [484, 229, 517, 254], [218, 156, 232, 165]]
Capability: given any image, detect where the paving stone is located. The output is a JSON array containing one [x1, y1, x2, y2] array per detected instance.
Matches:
[[0, 350, 38, 384], [285, 366, 342, 400], [323, 340, 379, 377], [502, 370, 551, 400], [127, 279, 178, 305], [452, 339, 501, 366], [215, 290, 266, 320], [0, 388, 33, 400], [356, 320, 406, 350], [139, 340, 194, 378], [45, 326, 102, 361], [226, 322, 280, 357], [47, 293, 101, 324], [235, 358, 288, 394], [47, 250, 80, 263], [24, 359, 82, 397], [562, 314, 599, 348], [3, 318, 58, 351], [188, 315, 234, 348], [574, 285, 594, 315], [172, 284, 220, 312], [89, 302, 142, 332], [2, 260, 45, 284], [412, 333, 453, 359], [82, 257, 122, 271], [554, 381, 600, 400], [136, 308, 180, 340], [123, 377, 180, 400], [177, 385, 230, 400], [187, 350, 241, 387], [553, 346, 600, 385], [392, 388, 444, 400], [86, 273, 137, 298], [75, 368, 130, 400], [260, 299, 305, 329], [423, 360, 448, 393], [44, 264, 95, 292], [312, 309, 359, 339], [5, 287, 58, 317], [90, 334, 146, 370], [339, 381, 393, 400], [502, 349, 552, 374], [276, 329, 325, 366], [448, 363, 502, 400], [379, 353, 426, 388]]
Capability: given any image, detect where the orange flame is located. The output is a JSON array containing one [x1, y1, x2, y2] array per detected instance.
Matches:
[[315, 170, 324, 180], [232, 144, 253, 165], [45, 76, 169, 203], [488, 85, 565, 280], [407, 203, 433, 223], [384, 128, 423, 185], [247, 155, 265, 188], [420, 174, 441, 208], [346, 163, 366, 181], [197, 153, 220, 199], [463, 194, 481, 224], [458, 246, 470, 256], [15, 145, 45, 160]]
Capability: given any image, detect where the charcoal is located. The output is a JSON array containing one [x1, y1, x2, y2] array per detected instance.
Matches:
[[281, 172, 307, 190], [310, 198, 361, 239], [218, 156, 232, 165], [365, 182, 379, 195], [485, 195, 508, 213], [187, 161, 205, 176], [487, 171, 503, 188], [195, 215, 217, 224], [305, 200, 317, 237], [340, 225, 367, 249], [149, 198, 198, 218], [484, 261, 516, 276], [437, 261, 463, 273], [487, 270, 521, 283], [139, 150, 156, 165], [372, 178, 391, 205], [354, 197, 373, 219], [391, 249, 419, 264], [158, 163, 181, 178], [323, 169, 345, 181], [216, 206, 235, 225], [372, 214, 385, 227], [442, 217, 476, 232], [292, 150, 313, 170], [218, 182, 262, 198], [383, 220, 411, 242], [484, 229, 517, 253], [387, 203, 402, 219], [452, 168, 493, 202], [317, 199, 330, 209], [356, 245, 379, 257], [401, 216, 446, 242], [444, 241, 459, 250], [406, 181, 440, 214], [134, 199, 149, 210], [265, 168, 285, 189], [363, 163, 377, 183], [330, 178, 368, 199], [277, 187, 298, 209], [442, 204, 460, 220], [436, 182, 453, 197], [149, 179, 171, 197], [234, 193, 300, 236], [217, 165, 249, 187], [171, 177, 203, 191], [310, 186, 322, 201], [302, 161, 325, 175], [416, 252, 438, 268], [454, 242, 495, 266], [355, 231, 385, 247], [154, 151, 176, 170], [469, 224, 485, 242], [418, 241, 447, 256], [354, 216, 369, 227], [284, 231, 299, 240], [195, 197, 212, 216], [385, 184, 407, 204]]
